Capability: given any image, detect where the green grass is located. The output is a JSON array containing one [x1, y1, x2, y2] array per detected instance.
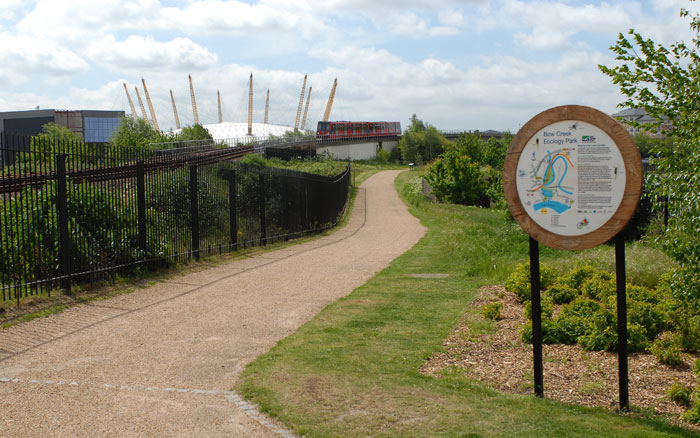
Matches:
[[236, 170, 694, 437]]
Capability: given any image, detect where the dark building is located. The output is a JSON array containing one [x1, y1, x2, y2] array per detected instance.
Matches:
[[0, 109, 124, 165]]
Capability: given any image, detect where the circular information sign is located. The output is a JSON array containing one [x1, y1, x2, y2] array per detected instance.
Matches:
[[504, 105, 643, 250]]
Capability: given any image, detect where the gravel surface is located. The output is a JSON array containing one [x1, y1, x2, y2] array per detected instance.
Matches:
[[0, 170, 426, 438]]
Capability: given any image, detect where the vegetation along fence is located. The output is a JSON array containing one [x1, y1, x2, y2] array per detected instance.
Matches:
[[0, 133, 351, 305]]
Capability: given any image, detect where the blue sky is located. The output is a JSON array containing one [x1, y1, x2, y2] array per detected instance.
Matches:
[[0, 0, 698, 132]]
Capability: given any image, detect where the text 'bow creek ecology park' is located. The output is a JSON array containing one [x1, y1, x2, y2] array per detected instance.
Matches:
[[516, 120, 626, 236]]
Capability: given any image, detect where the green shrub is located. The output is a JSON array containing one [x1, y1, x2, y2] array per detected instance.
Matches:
[[580, 272, 615, 301], [559, 265, 598, 289], [240, 153, 268, 166], [376, 149, 391, 163], [577, 310, 617, 351], [680, 315, 700, 352], [552, 314, 588, 345], [694, 358, 700, 377], [546, 283, 578, 304], [627, 284, 663, 304], [504, 263, 555, 303], [628, 300, 667, 341], [525, 294, 555, 320], [560, 298, 602, 319], [482, 302, 503, 321], [521, 320, 561, 345], [668, 382, 692, 406], [650, 332, 684, 366], [628, 323, 650, 353], [682, 398, 700, 423]]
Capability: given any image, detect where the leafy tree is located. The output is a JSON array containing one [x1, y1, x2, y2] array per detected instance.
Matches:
[[109, 116, 161, 152], [599, 7, 700, 303], [398, 115, 447, 164], [175, 124, 214, 141], [36, 122, 83, 144], [424, 132, 508, 207], [631, 133, 673, 158]]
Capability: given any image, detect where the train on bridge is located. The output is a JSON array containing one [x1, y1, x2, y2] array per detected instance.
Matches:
[[316, 121, 401, 141]]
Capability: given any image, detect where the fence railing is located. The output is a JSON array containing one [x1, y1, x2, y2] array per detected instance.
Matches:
[[0, 133, 350, 305]]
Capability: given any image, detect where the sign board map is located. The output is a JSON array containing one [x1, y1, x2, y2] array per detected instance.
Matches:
[[504, 105, 643, 251], [516, 120, 626, 236]]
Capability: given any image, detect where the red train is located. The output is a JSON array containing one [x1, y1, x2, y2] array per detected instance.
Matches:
[[316, 121, 401, 141]]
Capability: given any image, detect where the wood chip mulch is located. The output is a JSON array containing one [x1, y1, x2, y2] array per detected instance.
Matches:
[[421, 285, 700, 429]]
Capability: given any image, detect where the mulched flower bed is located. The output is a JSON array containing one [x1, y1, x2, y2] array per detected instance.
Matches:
[[421, 285, 700, 429]]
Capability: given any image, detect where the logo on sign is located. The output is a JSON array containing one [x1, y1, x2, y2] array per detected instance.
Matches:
[[582, 135, 597, 143]]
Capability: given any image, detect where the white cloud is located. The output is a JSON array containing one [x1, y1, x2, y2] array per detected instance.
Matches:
[[16, 0, 160, 42], [87, 35, 218, 71], [0, 33, 88, 86]]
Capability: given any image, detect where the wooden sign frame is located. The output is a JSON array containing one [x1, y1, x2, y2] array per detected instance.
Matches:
[[504, 105, 643, 251]]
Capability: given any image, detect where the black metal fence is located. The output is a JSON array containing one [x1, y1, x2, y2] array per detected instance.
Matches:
[[0, 133, 350, 305]]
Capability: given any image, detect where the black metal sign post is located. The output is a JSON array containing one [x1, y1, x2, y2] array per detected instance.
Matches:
[[615, 234, 630, 411], [529, 237, 544, 397]]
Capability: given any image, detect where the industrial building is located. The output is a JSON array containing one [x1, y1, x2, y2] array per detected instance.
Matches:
[[0, 109, 124, 166], [0, 109, 124, 142]]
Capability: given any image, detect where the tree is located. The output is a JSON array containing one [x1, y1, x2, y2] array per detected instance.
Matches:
[[109, 116, 161, 152], [176, 124, 213, 141], [424, 132, 509, 207], [599, 7, 700, 303], [398, 115, 447, 164]]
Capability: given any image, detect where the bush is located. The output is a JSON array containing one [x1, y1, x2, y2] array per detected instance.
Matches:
[[423, 132, 509, 208], [546, 283, 578, 304], [628, 323, 651, 352], [559, 265, 598, 290], [668, 382, 692, 406], [650, 332, 684, 366], [628, 300, 667, 341], [521, 320, 562, 345], [553, 313, 588, 345], [577, 310, 617, 351], [398, 115, 447, 164], [375, 149, 391, 163], [482, 302, 503, 321], [240, 153, 268, 167], [580, 271, 615, 301], [524, 294, 555, 320], [680, 315, 700, 352], [504, 262, 555, 303], [682, 398, 700, 423]]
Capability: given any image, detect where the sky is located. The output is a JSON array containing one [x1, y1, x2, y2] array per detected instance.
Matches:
[[1, 0, 699, 133]]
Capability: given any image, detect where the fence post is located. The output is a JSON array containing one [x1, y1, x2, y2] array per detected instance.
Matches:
[[229, 170, 238, 250], [259, 172, 267, 246], [56, 154, 71, 294], [136, 161, 147, 257], [190, 165, 200, 260]]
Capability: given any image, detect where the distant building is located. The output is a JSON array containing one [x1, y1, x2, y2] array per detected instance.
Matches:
[[611, 108, 671, 137], [0, 109, 124, 142], [0, 109, 124, 166]]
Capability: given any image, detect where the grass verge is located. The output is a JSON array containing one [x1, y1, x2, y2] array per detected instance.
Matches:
[[236, 170, 693, 437]]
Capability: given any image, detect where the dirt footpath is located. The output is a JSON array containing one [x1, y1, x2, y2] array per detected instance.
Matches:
[[0, 170, 426, 438]]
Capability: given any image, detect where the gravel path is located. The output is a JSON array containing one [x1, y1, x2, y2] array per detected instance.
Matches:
[[0, 170, 426, 438]]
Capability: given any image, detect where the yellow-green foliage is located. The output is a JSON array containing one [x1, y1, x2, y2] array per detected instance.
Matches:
[[504, 262, 555, 303], [482, 302, 502, 321], [668, 382, 692, 406], [650, 332, 684, 366], [512, 264, 674, 355]]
